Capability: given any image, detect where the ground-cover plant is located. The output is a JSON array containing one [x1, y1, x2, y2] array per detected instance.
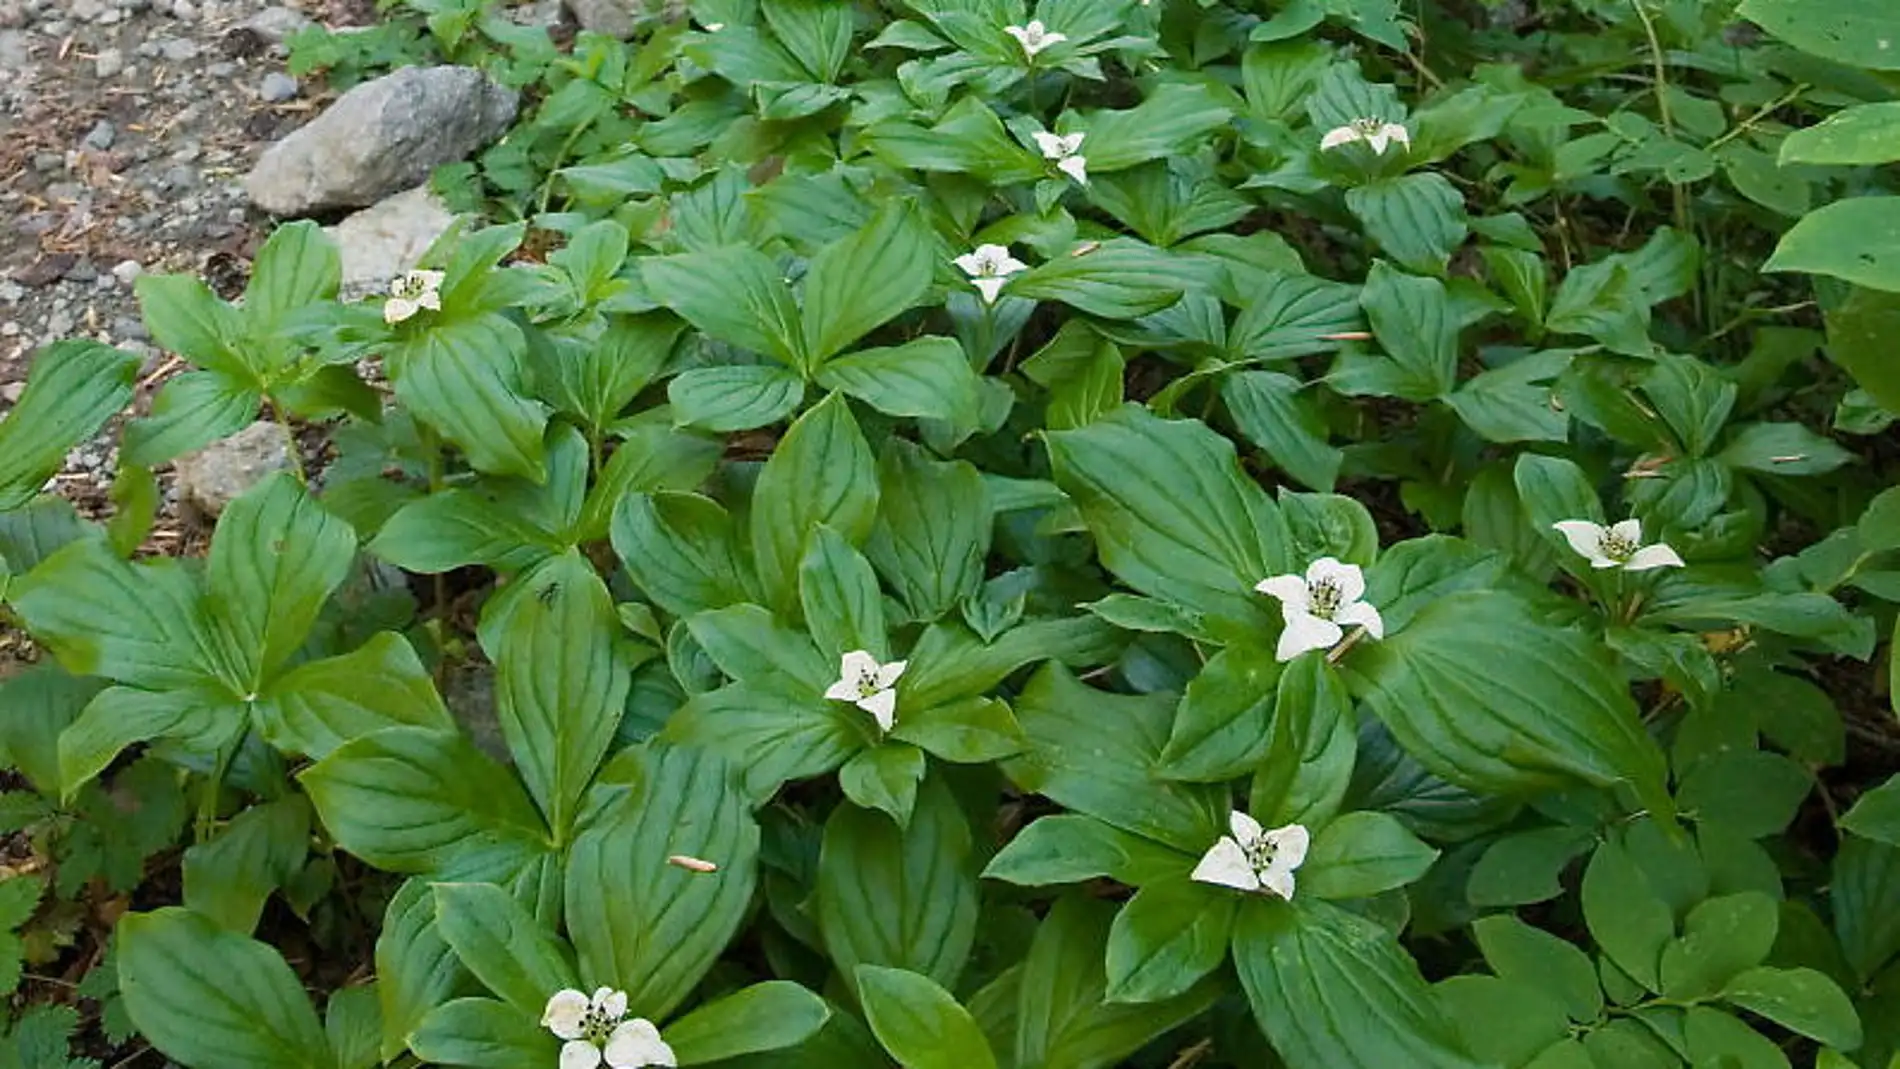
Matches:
[[8, 0, 1900, 1066]]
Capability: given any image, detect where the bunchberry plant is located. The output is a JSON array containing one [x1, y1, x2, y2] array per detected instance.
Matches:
[[4, 0, 1900, 1067]]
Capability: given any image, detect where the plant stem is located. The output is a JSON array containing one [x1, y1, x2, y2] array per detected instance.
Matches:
[[1628, 0, 1690, 232], [271, 399, 308, 487]]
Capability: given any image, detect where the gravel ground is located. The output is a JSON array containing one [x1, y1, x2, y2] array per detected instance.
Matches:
[[0, 0, 374, 522]]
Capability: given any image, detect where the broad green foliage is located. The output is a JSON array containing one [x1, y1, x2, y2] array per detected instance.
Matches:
[[5, 0, 1900, 1066]]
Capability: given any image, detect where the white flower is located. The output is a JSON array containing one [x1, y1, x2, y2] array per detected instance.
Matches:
[[1319, 118, 1412, 156], [824, 649, 908, 732], [383, 269, 444, 325], [1191, 812, 1310, 901], [1552, 519, 1685, 572], [1004, 20, 1066, 57], [543, 989, 675, 1069], [953, 243, 1028, 304], [1254, 557, 1384, 662], [1032, 130, 1089, 184]]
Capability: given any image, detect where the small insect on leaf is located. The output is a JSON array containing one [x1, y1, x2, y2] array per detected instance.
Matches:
[[666, 854, 719, 873]]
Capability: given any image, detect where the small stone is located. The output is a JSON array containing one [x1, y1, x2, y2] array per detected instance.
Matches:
[[94, 46, 124, 77], [63, 259, 98, 283], [206, 60, 235, 78], [111, 259, 142, 285], [240, 5, 310, 42], [112, 315, 148, 341], [83, 119, 116, 151], [32, 152, 62, 173], [1, 380, 24, 402], [564, 0, 637, 38], [70, 0, 106, 19], [259, 71, 297, 102], [245, 65, 516, 216], [0, 281, 22, 302], [326, 185, 457, 296], [0, 323, 19, 339], [174, 421, 292, 516], [157, 37, 198, 62]]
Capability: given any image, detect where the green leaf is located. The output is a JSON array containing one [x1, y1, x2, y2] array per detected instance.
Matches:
[[1300, 811, 1439, 900], [256, 633, 452, 759], [325, 985, 382, 1069], [865, 442, 989, 622], [9, 539, 214, 690], [432, 882, 576, 1016], [301, 727, 549, 874], [1353, 591, 1673, 822], [1659, 892, 1780, 999], [1234, 900, 1482, 1069], [206, 473, 358, 685], [642, 246, 804, 368], [1842, 774, 1900, 848], [182, 797, 311, 934], [983, 815, 1189, 889], [1472, 915, 1603, 1024], [59, 684, 243, 800], [1104, 877, 1235, 1003], [612, 493, 757, 617], [409, 997, 552, 1069], [662, 683, 861, 802], [1046, 405, 1289, 633], [1013, 896, 1221, 1069], [1736, 0, 1900, 69], [668, 365, 806, 433], [1781, 103, 1900, 165], [368, 427, 591, 574], [0, 665, 101, 797], [581, 423, 721, 541], [0, 341, 140, 511], [1008, 663, 1226, 853], [818, 775, 979, 990], [566, 744, 759, 1019], [840, 743, 927, 827], [134, 273, 250, 378], [1437, 975, 1570, 1067], [1718, 421, 1855, 476], [1345, 175, 1469, 276], [750, 394, 879, 610], [538, 315, 680, 434], [857, 966, 997, 1069], [1682, 1006, 1789, 1069], [1157, 647, 1281, 782], [1354, 262, 1458, 400], [1823, 286, 1900, 413], [1582, 832, 1674, 991], [119, 908, 331, 1069], [815, 337, 983, 428], [387, 313, 549, 480], [1224, 271, 1362, 363], [1721, 966, 1863, 1050], [1222, 371, 1341, 492], [802, 203, 933, 363], [1678, 751, 1812, 838], [121, 369, 262, 468], [244, 221, 340, 329], [1007, 241, 1192, 319], [375, 879, 465, 1063], [664, 982, 832, 1065], [1081, 84, 1234, 172], [1765, 197, 1900, 293]]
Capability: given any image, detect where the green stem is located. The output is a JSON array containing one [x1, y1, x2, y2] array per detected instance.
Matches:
[[270, 398, 308, 488]]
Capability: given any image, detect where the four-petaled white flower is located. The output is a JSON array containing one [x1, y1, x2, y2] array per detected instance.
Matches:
[[953, 243, 1028, 304], [1004, 20, 1066, 57], [1254, 557, 1384, 662], [383, 269, 445, 325], [542, 988, 676, 1069], [1319, 118, 1412, 156], [1552, 518, 1685, 572], [824, 649, 908, 732], [1191, 812, 1310, 901], [1032, 131, 1089, 184]]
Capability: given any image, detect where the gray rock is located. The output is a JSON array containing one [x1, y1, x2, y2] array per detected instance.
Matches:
[[70, 0, 106, 19], [259, 71, 297, 102], [111, 315, 147, 341], [174, 421, 291, 516], [83, 120, 116, 151], [565, 0, 640, 38], [325, 185, 456, 296], [0, 28, 30, 67], [157, 37, 197, 62], [94, 46, 124, 77], [444, 664, 509, 764], [206, 60, 235, 78], [110, 259, 142, 285], [245, 66, 516, 217], [63, 259, 97, 283], [240, 5, 310, 41]]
